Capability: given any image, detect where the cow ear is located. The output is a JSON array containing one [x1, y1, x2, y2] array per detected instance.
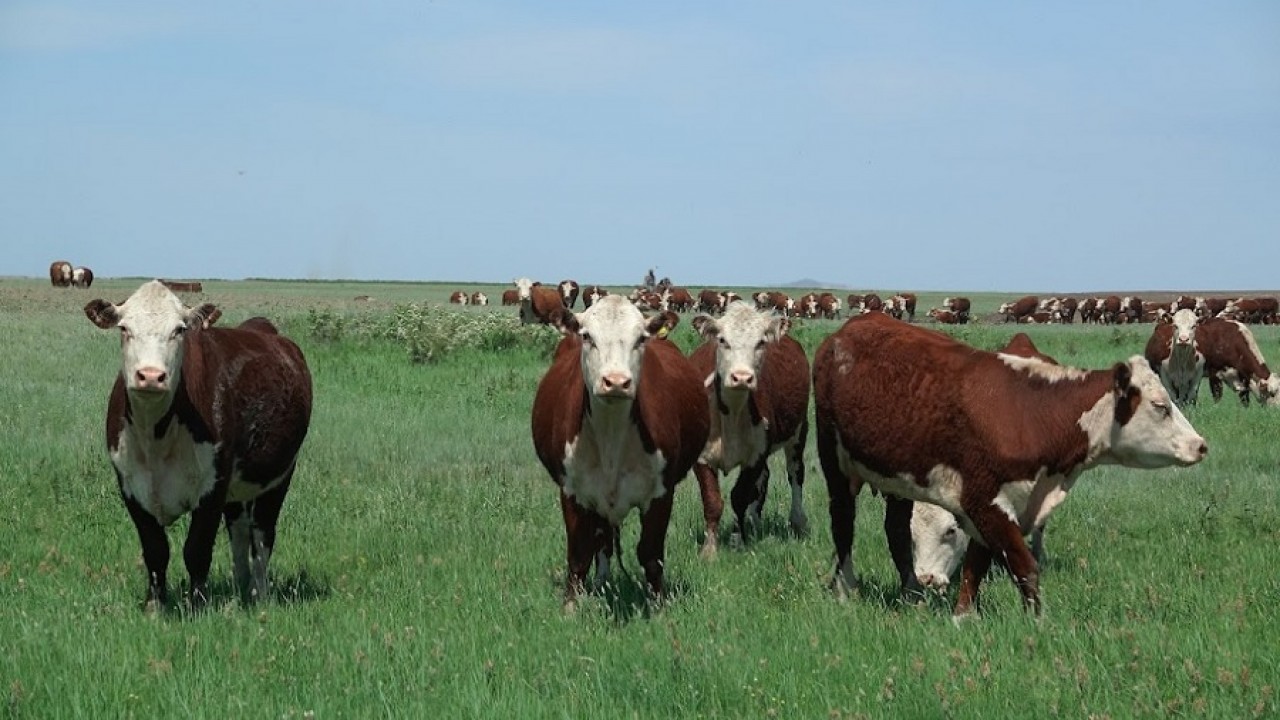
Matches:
[[553, 309, 579, 336], [773, 316, 792, 339], [83, 299, 119, 329], [647, 312, 677, 339], [1112, 362, 1141, 424], [692, 314, 716, 340], [188, 303, 220, 329]]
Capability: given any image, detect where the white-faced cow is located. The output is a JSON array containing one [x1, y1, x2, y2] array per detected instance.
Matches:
[[999, 295, 1039, 323], [72, 266, 94, 288], [1144, 309, 1204, 406], [688, 302, 809, 557], [530, 295, 709, 609], [813, 313, 1206, 617], [84, 280, 313, 609], [50, 260, 73, 287], [581, 285, 608, 309], [697, 289, 726, 315], [448, 291, 469, 305], [1196, 318, 1280, 406], [515, 278, 565, 325], [471, 291, 489, 306], [558, 280, 580, 309]]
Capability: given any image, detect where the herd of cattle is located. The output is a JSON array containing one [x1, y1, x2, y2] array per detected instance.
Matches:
[[48, 260, 94, 288], [81, 274, 1280, 620]]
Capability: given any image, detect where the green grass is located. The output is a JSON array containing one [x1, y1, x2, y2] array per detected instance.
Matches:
[[2, 279, 1278, 718]]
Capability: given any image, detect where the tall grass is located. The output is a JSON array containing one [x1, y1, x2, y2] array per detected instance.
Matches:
[[1, 279, 1277, 718]]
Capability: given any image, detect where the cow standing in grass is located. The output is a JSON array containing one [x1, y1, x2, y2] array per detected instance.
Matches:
[[689, 302, 809, 557], [84, 280, 313, 609]]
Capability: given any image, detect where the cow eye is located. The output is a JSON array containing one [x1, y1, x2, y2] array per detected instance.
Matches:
[[580, 332, 593, 345], [942, 527, 957, 539], [119, 325, 132, 340], [718, 337, 728, 348], [1152, 401, 1172, 418], [172, 325, 188, 339]]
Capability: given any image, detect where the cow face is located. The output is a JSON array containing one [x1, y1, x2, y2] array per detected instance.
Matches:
[[911, 502, 967, 590], [513, 277, 535, 301], [1252, 374, 1280, 407], [694, 301, 789, 393], [1098, 357, 1208, 469], [556, 295, 667, 401], [1170, 309, 1198, 346], [84, 280, 217, 400]]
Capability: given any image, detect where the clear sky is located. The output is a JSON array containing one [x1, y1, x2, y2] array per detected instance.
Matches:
[[2, 2, 1277, 291]]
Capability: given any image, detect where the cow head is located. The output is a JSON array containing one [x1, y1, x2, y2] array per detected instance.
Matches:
[[1170, 309, 1198, 346], [555, 295, 669, 402], [694, 301, 789, 394], [911, 502, 967, 590], [1251, 374, 1280, 407], [84, 280, 217, 400], [513, 277, 535, 301], [1095, 357, 1208, 468]]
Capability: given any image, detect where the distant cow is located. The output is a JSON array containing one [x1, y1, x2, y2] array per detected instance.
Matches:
[[72, 266, 94, 288], [813, 313, 1206, 616], [501, 289, 520, 306], [927, 308, 961, 324], [449, 291, 470, 305], [84, 280, 313, 608], [816, 293, 841, 319], [697, 289, 726, 315], [664, 287, 695, 313], [940, 297, 971, 324], [581, 285, 608, 309], [1144, 309, 1204, 406], [1078, 298, 1099, 324], [160, 280, 204, 294], [689, 302, 809, 557], [1196, 318, 1280, 406], [530, 296, 709, 609], [471, 292, 488, 306], [891, 293, 917, 322], [999, 295, 1039, 323], [558, 280, 580, 309], [1196, 297, 1230, 319], [49, 260, 73, 287], [858, 293, 884, 314], [515, 278, 564, 325]]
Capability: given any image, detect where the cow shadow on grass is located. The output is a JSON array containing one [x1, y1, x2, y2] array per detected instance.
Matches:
[[147, 568, 333, 619], [545, 566, 690, 624], [689, 511, 810, 554]]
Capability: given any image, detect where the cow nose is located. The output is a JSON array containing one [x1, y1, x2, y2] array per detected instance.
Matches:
[[600, 373, 632, 395], [728, 371, 755, 388], [134, 367, 168, 390], [1196, 441, 1208, 459], [918, 573, 946, 589]]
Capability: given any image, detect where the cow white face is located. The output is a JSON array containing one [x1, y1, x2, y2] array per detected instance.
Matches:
[[911, 502, 967, 589], [695, 301, 789, 393], [84, 280, 216, 400], [513, 277, 537, 301], [558, 295, 666, 401], [1095, 357, 1208, 469], [1252, 374, 1280, 407], [1171, 309, 1198, 346]]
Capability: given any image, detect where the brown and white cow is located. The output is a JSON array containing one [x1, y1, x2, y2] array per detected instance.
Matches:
[[1098, 296, 1122, 324], [501, 289, 520, 306], [940, 297, 971, 324], [84, 280, 313, 608], [912, 332, 1053, 591], [558, 280, 580, 309], [999, 295, 1039, 323], [892, 293, 917, 322], [471, 291, 489, 306], [581, 285, 608, 309], [1196, 318, 1280, 406], [858, 293, 883, 314], [663, 287, 695, 313], [697, 289, 726, 315], [448, 291, 469, 305], [927, 308, 961, 324], [688, 302, 809, 557], [1195, 297, 1229, 319], [72, 266, 94, 288], [1144, 309, 1204, 406], [49, 260, 73, 287], [531, 295, 709, 609], [515, 278, 565, 325], [813, 313, 1206, 617], [1077, 298, 1100, 324]]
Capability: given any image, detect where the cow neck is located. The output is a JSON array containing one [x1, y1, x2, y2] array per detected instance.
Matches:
[[713, 373, 762, 426], [997, 366, 1114, 474], [581, 382, 658, 456]]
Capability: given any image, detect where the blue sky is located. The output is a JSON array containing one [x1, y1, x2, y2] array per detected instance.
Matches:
[[2, 2, 1277, 291]]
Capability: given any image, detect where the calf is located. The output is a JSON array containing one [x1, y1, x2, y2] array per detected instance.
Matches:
[[689, 302, 809, 557], [531, 296, 709, 609], [1196, 318, 1280, 406], [1144, 309, 1204, 406], [942, 297, 971, 324], [84, 280, 313, 608], [813, 313, 1206, 617], [928, 308, 961, 324]]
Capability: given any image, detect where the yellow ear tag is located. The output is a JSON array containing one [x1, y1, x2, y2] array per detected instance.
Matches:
[[657, 326, 669, 339]]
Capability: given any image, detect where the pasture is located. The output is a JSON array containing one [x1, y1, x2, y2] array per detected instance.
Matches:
[[2, 278, 1278, 718]]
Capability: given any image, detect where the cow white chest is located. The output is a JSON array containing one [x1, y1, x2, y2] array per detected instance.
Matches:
[[992, 474, 1075, 535], [1164, 344, 1204, 402], [111, 420, 218, 526], [561, 407, 667, 526], [700, 394, 768, 471]]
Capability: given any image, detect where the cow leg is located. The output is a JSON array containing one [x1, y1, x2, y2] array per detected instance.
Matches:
[[559, 492, 609, 609], [883, 496, 922, 599], [592, 523, 620, 593], [224, 502, 253, 599], [953, 542, 992, 618], [823, 463, 861, 595], [962, 504, 1041, 615], [1029, 525, 1046, 565], [730, 457, 769, 541], [182, 495, 226, 610], [693, 462, 724, 559], [785, 423, 809, 536], [122, 492, 170, 608], [247, 469, 294, 601], [636, 492, 675, 603], [1208, 375, 1224, 402]]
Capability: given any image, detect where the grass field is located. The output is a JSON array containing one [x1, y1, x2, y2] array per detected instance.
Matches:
[[2, 278, 1278, 718]]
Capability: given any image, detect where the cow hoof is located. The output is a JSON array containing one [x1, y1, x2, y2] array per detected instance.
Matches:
[[698, 541, 719, 560]]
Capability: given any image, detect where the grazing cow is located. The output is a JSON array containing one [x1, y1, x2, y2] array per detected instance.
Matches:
[[49, 260, 73, 287], [911, 332, 1053, 590], [1196, 297, 1229, 319], [813, 313, 1206, 616], [581, 285, 608, 309], [471, 291, 489, 306], [83, 281, 313, 608], [927, 308, 961, 324], [688, 302, 809, 557], [697, 289, 726, 315], [1196, 318, 1280, 406], [530, 296, 709, 609], [558, 280, 580, 309], [941, 297, 971, 324], [448, 291, 469, 305], [515, 278, 565, 325], [501, 289, 520, 306], [72, 266, 94, 288], [999, 295, 1039, 323], [1017, 311, 1053, 325], [1078, 298, 1099, 324], [1144, 309, 1204, 407]]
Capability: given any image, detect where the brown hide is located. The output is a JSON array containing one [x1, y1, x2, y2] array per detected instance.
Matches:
[[1196, 318, 1273, 404], [1001, 333, 1058, 365], [50, 260, 73, 287]]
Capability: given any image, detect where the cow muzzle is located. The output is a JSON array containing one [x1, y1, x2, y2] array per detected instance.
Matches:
[[596, 372, 634, 399], [131, 367, 170, 393], [724, 370, 756, 390]]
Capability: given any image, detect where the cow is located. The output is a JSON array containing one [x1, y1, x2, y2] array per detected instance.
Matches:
[[514, 278, 564, 325], [1120, 296, 1144, 324], [688, 302, 809, 557], [941, 297, 971, 324], [530, 295, 709, 609], [697, 289, 726, 315], [927, 308, 961, 324], [161, 280, 204, 294], [83, 280, 313, 609], [1170, 295, 1197, 313], [558, 280, 580, 309], [501, 289, 520, 306], [1052, 297, 1079, 324], [999, 295, 1039, 323], [893, 293, 917, 322], [663, 287, 695, 313], [581, 285, 608, 309], [72, 266, 94, 288], [1144, 309, 1204, 407], [816, 293, 841, 320], [448, 291, 469, 305], [858, 293, 883, 314], [1017, 311, 1053, 324], [813, 312, 1206, 617], [1196, 318, 1280, 406], [471, 292, 489, 306], [49, 260, 73, 287], [1196, 297, 1229, 319], [911, 332, 1053, 591], [1077, 298, 1099, 324]]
